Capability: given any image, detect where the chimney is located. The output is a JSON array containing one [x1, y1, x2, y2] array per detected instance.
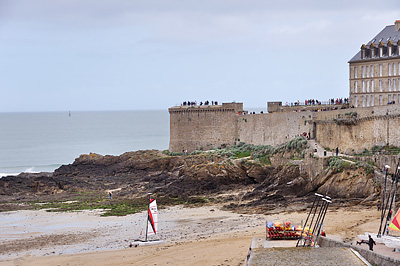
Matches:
[[395, 20, 400, 32]]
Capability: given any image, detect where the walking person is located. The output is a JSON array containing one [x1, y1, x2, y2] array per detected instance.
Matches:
[[368, 235, 376, 251]]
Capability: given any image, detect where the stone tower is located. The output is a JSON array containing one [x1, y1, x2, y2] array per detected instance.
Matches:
[[169, 102, 243, 152]]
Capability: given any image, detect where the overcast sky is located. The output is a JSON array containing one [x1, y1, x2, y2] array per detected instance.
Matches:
[[0, 1, 399, 112]]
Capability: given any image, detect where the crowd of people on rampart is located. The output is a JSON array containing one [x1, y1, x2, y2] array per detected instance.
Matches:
[[182, 100, 218, 106], [329, 98, 349, 105], [238, 111, 263, 115], [285, 97, 349, 107]]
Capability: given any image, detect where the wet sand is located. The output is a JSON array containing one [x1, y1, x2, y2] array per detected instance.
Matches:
[[0, 205, 398, 265]]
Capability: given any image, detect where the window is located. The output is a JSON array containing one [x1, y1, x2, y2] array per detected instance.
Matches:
[[367, 95, 370, 107], [371, 65, 374, 77], [362, 66, 365, 78], [388, 46, 392, 56], [389, 94, 392, 103], [354, 67, 357, 78], [362, 96, 365, 107], [380, 64, 383, 77], [394, 79, 397, 92], [380, 95, 383, 105], [355, 81, 358, 93], [389, 79, 392, 91], [367, 81, 370, 92], [379, 47, 383, 57], [371, 95, 374, 106], [389, 64, 392, 76], [394, 63, 397, 76], [362, 80, 365, 92], [380, 80, 383, 92], [372, 80, 374, 91], [366, 66, 369, 77], [355, 96, 358, 107]]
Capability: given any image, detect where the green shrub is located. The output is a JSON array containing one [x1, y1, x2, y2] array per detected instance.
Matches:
[[328, 157, 347, 171], [257, 154, 271, 165], [355, 161, 375, 176]]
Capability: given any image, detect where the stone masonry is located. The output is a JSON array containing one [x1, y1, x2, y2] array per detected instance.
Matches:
[[169, 101, 400, 154]]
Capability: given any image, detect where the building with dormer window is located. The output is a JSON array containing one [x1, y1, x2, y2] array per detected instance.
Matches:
[[349, 20, 400, 107]]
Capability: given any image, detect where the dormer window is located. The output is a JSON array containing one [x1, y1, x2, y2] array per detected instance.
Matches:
[[379, 41, 385, 57], [388, 41, 393, 57], [398, 40, 400, 55], [370, 43, 376, 57], [361, 44, 367, 59]]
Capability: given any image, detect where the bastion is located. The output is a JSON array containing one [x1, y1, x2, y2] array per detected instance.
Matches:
[[169, 101, 400, 154]]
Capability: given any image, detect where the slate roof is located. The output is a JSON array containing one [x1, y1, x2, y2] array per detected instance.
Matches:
[[349, 25, 400, 62]]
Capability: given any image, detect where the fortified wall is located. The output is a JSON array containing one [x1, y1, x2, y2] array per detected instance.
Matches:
[[169, 102, 400, 153], [169, 103, 244, 152], [315, 104, 400, 153]]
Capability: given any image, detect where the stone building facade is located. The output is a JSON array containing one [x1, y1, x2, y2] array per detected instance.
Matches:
[[349, 20, 400, 107]]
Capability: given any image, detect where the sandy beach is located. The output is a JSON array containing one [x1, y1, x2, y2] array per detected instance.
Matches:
[[0, 205, 398, 266]]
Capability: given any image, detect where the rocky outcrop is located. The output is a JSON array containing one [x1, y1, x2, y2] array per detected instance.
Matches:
[[0, 149, 380, 207]]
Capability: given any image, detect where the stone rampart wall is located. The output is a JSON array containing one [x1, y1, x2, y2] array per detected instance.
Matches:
[[169, 103, 242, 152], [236, 111, 313, 146], [169, 103, 400, 153], [316, 114, 400, 153]]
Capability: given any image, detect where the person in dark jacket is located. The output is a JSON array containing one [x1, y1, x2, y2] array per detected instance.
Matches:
[[368, 235, 376, 251]]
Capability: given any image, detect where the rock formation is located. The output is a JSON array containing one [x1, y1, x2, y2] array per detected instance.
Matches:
[[0, 141, 382, 213]]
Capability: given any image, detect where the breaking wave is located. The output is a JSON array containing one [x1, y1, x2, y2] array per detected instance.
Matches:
[[0, 164, 61, 178]]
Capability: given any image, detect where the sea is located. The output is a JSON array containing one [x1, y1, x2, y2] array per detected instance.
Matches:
[[0, 110, 169, 177]]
